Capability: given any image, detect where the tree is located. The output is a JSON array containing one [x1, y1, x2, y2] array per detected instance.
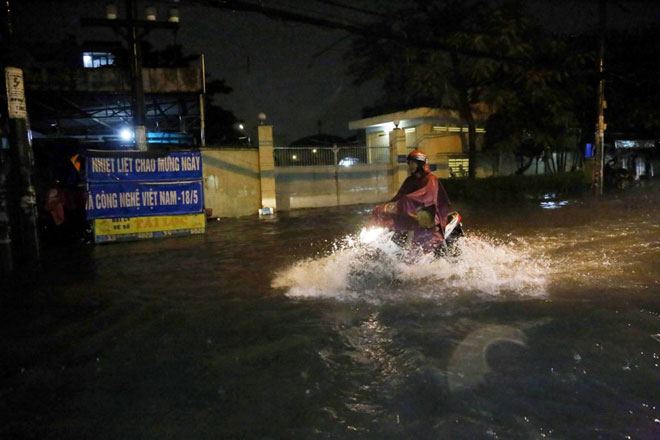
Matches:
[[604, 25, 660, 136], [349, 0, 589, 176]]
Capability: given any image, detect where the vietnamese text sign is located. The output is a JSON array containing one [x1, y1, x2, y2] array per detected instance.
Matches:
[[94, 213, 206, 236], [86, 151, 202, 182], [85, 181, 203, 219]]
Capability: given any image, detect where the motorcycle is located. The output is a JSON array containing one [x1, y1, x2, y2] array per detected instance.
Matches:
[[346, 210, 464, 291], [390, 211, 464, 257], [367, 203, 464, 258]]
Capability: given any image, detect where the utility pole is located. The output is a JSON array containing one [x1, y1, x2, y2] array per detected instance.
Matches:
[[126, 0, 148, 151], [82, 1, 179, 151], [199, 54, 206, 147], [1, 0, 40, 272], [593, 0, 607, 195]]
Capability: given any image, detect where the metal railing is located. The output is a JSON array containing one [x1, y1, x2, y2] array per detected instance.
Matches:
[[274, 145, 390, 167]]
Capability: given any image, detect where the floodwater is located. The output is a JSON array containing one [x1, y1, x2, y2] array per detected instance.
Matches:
[[2, 185, 660, 439]]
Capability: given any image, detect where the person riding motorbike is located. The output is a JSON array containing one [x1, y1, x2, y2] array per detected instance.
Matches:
[[370, 150, 452, 253]]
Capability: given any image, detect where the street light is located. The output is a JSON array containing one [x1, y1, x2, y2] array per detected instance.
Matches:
[[119, 128, 134, 141]]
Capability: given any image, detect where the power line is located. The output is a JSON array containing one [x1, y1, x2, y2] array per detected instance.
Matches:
[[190, 0, 539, 67], [311, 0, 388, 18], [267, 0, 372, 28]]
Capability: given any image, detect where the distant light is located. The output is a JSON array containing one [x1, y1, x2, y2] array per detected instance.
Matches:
[[238, 123, 244, 130], [82, 55, 93, 68], [119, 128, 134, 141], [339, 157, 359, 167], [106, 3, 118, 20], [168, 7, 180, 22], [312, 149, 317, 153], [292, 155, 297, 160], [145, 6, 157, 21], [585, 143, 594, 158]]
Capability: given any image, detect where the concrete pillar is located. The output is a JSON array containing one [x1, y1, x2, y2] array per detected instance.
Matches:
[[257, 124, 277, 211], [389, 127, 408, 193]]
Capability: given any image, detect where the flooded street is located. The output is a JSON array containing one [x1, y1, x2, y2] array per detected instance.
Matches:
[[2, 186, 659, 439]]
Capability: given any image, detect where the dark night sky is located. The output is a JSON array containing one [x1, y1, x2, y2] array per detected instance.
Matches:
[[13, 1, 660, 142]]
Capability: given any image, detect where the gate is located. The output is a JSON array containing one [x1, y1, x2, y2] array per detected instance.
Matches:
[[273, 145, 392, 210]]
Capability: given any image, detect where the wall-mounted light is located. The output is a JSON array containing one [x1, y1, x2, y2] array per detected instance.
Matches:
[[383, 122, 397, 134]]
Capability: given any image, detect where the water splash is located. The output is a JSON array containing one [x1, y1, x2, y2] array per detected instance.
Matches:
[[272, 227, 549, 302]]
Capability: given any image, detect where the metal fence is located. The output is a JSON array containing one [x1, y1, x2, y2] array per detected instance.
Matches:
[[274, 145, 390, 167]]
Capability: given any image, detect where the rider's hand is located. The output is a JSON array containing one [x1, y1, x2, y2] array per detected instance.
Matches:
[[382, 202, 397, 214]]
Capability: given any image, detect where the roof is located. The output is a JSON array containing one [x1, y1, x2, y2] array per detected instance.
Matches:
[[289, 133, 348, 146], [348, 106, 492, 132]]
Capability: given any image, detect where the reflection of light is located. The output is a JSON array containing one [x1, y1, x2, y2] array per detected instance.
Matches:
[[540, 193, 568, 209], [359, 227, 386, 244], [339, 157, 359, 167], [119, 128, 134, 141], [447, 325, 527, 393], [540, 201, 569, 210]]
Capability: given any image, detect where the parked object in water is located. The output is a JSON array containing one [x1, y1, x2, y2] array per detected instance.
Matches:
[[604, 158, 635, 190]]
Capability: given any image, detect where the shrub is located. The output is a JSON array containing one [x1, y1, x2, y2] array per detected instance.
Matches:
[[442, 172, 587, 202]]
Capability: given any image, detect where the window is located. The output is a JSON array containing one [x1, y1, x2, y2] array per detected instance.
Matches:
[[82, 52, 115, 68], [449, 158, 470, 177]]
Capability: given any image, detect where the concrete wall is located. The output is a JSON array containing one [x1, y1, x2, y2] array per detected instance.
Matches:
[[338, 164, 393, 205], [199, 129, 585, 219], [275, 164, 392, 210], [201, 148, 261, 218]]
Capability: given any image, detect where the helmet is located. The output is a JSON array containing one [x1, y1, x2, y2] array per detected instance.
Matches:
[[407, 150, 427, 163]]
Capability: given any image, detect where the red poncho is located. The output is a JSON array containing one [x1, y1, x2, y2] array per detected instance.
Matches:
[[371, 169, 451, 249]]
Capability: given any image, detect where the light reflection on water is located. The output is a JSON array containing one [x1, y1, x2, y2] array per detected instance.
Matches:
[[272, 187, 660, 438], [3, 185, 660, 439]]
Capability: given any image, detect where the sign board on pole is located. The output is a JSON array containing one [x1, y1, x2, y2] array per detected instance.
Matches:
[[4, 67, 27, 119], [84, 150, 206, 243], [93, 213, 206, 243]]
